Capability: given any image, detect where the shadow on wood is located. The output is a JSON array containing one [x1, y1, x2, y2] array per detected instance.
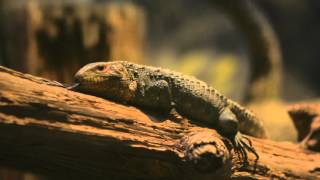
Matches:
[[0, 66, 319, 179]]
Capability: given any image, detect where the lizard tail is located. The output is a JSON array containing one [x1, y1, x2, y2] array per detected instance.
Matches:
[[231, 101, 268, 139]]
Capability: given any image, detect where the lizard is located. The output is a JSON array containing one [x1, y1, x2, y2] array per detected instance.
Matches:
[[69, 60, 267, 165]]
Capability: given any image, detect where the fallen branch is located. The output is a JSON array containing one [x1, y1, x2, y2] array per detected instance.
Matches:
[[0, 66, 319, 179], [288, 103, 320, 151]]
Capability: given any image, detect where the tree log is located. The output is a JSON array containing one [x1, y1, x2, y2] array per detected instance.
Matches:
[[0, 66, 319, 180]]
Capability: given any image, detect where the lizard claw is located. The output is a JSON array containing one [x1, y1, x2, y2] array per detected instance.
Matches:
[[232, 133, 259, 170], [169, 108, 184, 122]]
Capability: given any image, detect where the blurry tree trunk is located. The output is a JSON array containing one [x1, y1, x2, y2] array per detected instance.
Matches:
[[0, 168, 23, 180], [0, 0, 3, 65], [213, 0, 282, 103], [0, 0, 145, 83]]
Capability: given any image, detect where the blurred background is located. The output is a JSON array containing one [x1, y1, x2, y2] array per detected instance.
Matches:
[[1, 0, 319, 101], [0, 0, 320, 179]]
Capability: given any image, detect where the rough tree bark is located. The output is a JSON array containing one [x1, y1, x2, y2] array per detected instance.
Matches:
[[0, 66, 319, 180]]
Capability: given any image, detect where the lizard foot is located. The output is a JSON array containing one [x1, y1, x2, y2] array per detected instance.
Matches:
[[232, 133, 259, 169], [169, 108, 184, 121]]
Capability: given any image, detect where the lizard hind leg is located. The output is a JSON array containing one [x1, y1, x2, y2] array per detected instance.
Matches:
[[218, 108, 239, 136], [218, 108, 258, 167]]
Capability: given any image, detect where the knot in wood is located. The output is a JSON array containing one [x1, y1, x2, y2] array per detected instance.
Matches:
[[180, 130, 230, 174]]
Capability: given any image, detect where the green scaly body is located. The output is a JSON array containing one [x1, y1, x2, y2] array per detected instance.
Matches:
[[72, 61, 267, 163], [74, 61, 266, 138]]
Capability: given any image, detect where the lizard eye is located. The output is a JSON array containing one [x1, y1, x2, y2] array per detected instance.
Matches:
[[97, 65, 105, 71]]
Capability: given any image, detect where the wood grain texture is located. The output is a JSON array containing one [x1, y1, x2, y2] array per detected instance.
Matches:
[[0, 66, 319, 179]]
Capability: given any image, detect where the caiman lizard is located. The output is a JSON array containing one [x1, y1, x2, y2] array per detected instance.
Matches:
[[69, 61, 267, 164]]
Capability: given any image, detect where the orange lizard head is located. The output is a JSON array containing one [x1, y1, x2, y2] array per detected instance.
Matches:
[[70, 61, 137, 103]]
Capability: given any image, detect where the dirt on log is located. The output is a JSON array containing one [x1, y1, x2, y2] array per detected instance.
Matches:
[[0, 66, 319, 180]]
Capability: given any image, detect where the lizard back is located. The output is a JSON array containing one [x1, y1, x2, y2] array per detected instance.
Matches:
[[122, 61, 267, 138]]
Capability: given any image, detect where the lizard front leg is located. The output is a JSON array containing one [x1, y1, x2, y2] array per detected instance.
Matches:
[[144, 80, 172, 111], [218, 108, 259, 167], [144, 80, 184, 121]]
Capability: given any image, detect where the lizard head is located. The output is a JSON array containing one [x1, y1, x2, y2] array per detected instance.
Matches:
[[71, 61, 137, 103]]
